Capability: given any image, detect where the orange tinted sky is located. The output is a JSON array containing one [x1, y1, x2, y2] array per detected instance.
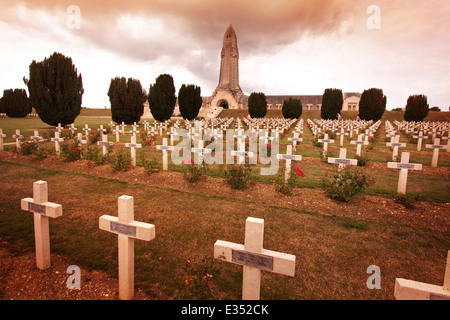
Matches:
[[0, 0, 449, 109]]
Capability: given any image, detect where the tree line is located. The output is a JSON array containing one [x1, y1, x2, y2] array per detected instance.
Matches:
[[0, 52, 435, 124]]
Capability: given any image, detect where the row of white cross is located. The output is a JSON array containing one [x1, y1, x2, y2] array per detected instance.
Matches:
[[20, 180, 450, 300]]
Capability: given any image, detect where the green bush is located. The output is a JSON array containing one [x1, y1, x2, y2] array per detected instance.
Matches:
[[148, 74, 176, 122], [60, 140, 83, 162], [275, 166, 305, 195], [224, 164, 253, 189], [108, 77, 146, 124], [248, 92, 267, 118], [394, 193, 417, 209], [182, 161, 207, 183], [282, 98, 302, 119], [322, 167, 374, 202], [110, 149, 132, 172], [0, 89, 31, 117]]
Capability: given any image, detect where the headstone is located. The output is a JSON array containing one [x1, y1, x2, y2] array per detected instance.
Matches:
[[231, 142, 254, 165], [386, 135, 407, 161], [83, 124, 91, 138], [97, 134, 113, 156], [12, 129, 22, 151], [276, 145, 302, 182], [335, 128, 348, 147], [191, 139, 212, 165], [395, 251, 450, 300], [125, 136, 142, 166], [350, 134, 369, 157], [328, 148, 357, 170], [412, 131, 427, 151], [156, 138, 176, 171], [425, 138, 447, 167], [288, 132, 303, 151], [214, 217, 296, 300], [0, 128, 6, 151], [318, 134, 335, 158], [20, 181, 63, 270], [387, 152, 423, 194], [31, 130, 43, 142], [99, 195, 155, 300], [51, 132, 64, 157]]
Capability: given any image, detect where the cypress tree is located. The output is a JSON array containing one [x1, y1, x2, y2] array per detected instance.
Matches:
[[178, 84, 202, 120], [248, 92, 267, 118], [282, 98, 303, 119], [358, 88, 387, 121], [24, 52, 84, 126], [1, 89, 31, 117], [321, 88, 343, 120], [404, 95, 429, 122], [108, 77, 146, 124], [148, 74, 176, 122]]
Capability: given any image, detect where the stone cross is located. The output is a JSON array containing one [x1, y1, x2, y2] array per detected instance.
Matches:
[[130, 124, 139, 139], [276, 145, 302, 182], [288, 132, 303, 152], [231, 142, 254, 165], [97, 134, 113, 156], [125, 136, 142, 166], [12, 129, 22, 151], [214, 217, 296, 300], [328, 148, 357, 170], [56, 123, 63, 133], [318, 134, 335, 158], [99, 195, 155, 300], [0, 128, 6, 151], [395, 251, 450, 300], [412, 131, 428, 151], [76, 133, 87, 147], [69, 124, 77, 136], [51, 132, 64, 157], [83, 124, 91, 138], [191, 139, 212, 165], [31, 130, 43, 142], [113, 125, 121, 142], [387, 152, 422, 194], [335, 128, 348, 147], [156, 138, 176, 171], [425, 138, 447, 167], [21, 181, 63, 270], [350, 134, 369, 157], [98, 125, 106, 138], [386, 135, 407, 161], [120, 122, 126, 134]]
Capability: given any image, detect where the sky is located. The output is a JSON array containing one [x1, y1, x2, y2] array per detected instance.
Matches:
[[0, 0, 449, 110]]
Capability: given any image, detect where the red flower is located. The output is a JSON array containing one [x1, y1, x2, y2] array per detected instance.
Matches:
[[127, 165, 131, 169], [11, 149, 15, 153], [293, 167, 306, 177], [87, 161, 91, 165]]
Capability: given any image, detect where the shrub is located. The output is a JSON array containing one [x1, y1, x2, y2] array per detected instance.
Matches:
[[275, 166, 305, 195], [178, 256, 220, 300], [141, 156, 160, 175], [108, 77, 146, 124], [24, 52, 84, 126], [248, 92, 267, 118], [394, 193, 417, 209], [60, 140, 83, 162], [355, 154, 370, 166], [404, 94, 429, 122], [148, 74, 176, 122], [0, 89, 31, 117], [182, 160, 206, 183], [110, 149, 132, 172], [358, 88, 387, 121], [178, 84, 202, 120], [322, 167, 374, 202], [282, 98, 302, 119], [321, 88, 343, 120], [82, 145, 107, 165], [224, 164, 253, 189]]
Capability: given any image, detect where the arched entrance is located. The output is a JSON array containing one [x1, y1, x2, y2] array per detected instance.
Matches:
[[218, 100, 229, 109]]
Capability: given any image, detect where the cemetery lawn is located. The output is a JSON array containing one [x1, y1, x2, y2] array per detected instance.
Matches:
[[0, 155, 449, 300]]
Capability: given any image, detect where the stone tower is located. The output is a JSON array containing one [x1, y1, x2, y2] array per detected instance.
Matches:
[[208, 24, 245, 110]]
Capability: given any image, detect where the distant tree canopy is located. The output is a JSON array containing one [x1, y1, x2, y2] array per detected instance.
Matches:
[[358, 88, 387, 121], [282, 98, 302, 119], [148, 74, 176, 122], [108, 77, 146, 124], [321, 88, 343, 120], [0, 89, 31, 117], [24, 52, 83, 126], [248, 92, 267, 118], [178, 84, 202, 120], [404, 95, 429, 122]]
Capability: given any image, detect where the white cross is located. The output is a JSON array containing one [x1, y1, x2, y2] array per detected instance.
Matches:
[[387, 152, 422, 194], [276, 145, 302, 182], [386, 135, 407, 161], [328, 148, 357, 170], [125, 136, 142, 166], [214, 217, 296, 300], [129, 124, 139, 139], [0, 128, 6, 151], [412, 131, 428, 151], [350, 134, 369, 156], [51, 132, 64, 157], [76, 133, 87, 146], [288, 132, 303, 151], [113, 125, 121, 142], [425, 138, 447, 167], [318, 133, 335, 158], [120, 122, 127, 134], [83, 124, 91, 138], [56, 123, 63, 132], [12, 129, 22, 151], [21, 181, 63, 270], [99, 195, 155, 300], [97, 134, 113, 156], [335, 128, 348, 147], [231, 142, 254, 165], [31, 130, 43, 142], [156, 138, 177, 171], [191, 140, 212, 165], [69, 124, 77, 135], [395, 251, 450, 300]]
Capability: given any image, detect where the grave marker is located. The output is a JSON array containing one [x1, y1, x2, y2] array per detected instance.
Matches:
[[12, 129, 22, 151], [20, 181, 63, 270], [350, 134, 369, 156], [386, 136, 407, 161], [412, 131, 427, 151], [276, 145, 302, 182], [156, 138, 177, 171], [425, 138, 447, 167], [0, 128, 6, 151], [51, 132, 64, 157], [395, 251, 450, 300], [318, 134, 335, 158], [99, 195, 155, 300], [328, 148, 357, 170], [387, 152, 422, 194], [97, 134, 113, 156], [125, 136, 142, 166], [214, 217, 296, 300]]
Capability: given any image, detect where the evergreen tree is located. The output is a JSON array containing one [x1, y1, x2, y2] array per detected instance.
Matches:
[[108, 77, 146, 124], [248, 92, 267, 118], [178, 84, 202, 120], [0, 89, 31, 117], [148, 74, 176, 122], [358, 88, 387, 121], [404, 95, 429, 122], [321, 88, 343, 120], [24, 52, 83, 126], [282, 98, 302, 119]]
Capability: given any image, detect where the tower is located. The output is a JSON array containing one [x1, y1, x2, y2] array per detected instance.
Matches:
[[208, 24, 245, 110]]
